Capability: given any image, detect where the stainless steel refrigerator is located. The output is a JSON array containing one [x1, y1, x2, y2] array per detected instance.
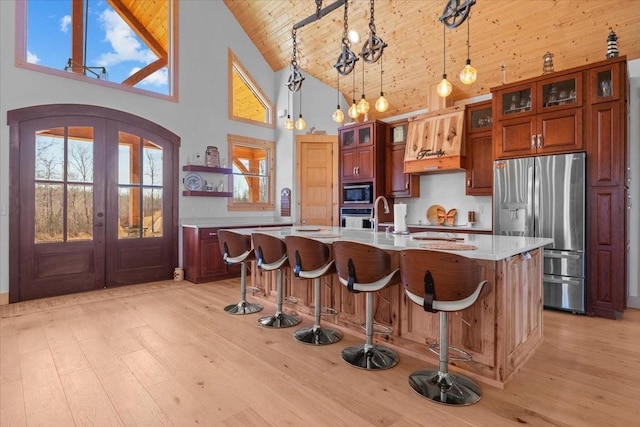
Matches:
[[493, 153, 586, 313]]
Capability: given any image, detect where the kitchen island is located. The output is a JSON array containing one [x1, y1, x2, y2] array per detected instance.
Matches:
[[230, 226, 553, 388]]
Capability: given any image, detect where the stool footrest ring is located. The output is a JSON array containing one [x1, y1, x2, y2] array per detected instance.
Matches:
[[360, 322, 393, 336], [284, 296, 299, 304], [428, 343, 473, 362], [320, 306, 338, 316]]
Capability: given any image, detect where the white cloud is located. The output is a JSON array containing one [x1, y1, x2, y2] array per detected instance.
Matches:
[[128, 67, 168, 87], [27, 50, 40, 64], [96, 9, 156, 67], [60, 15, 71, 33]]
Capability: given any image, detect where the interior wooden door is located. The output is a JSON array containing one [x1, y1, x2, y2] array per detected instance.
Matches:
[[295, 135, 338, 226], [8, 104, 179, 302]]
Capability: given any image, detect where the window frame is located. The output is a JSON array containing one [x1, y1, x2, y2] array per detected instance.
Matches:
[[227, 134, 275, 212], [14, 0, 179, 102], [228, 49, 275, 129]]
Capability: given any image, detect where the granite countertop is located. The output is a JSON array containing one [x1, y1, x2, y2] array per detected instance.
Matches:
[[181, 217, 293, 228], [231, 226, 553, 261]]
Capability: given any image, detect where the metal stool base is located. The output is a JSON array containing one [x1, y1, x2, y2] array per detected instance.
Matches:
[[258, 312, 301, 328], [224, 302, 263, 315], [408, 369, 481, 406], [293, 326, 342, 345], [341, 344, 399, 370]]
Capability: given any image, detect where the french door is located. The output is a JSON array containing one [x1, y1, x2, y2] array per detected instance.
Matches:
[[8, 105, 179, 302]]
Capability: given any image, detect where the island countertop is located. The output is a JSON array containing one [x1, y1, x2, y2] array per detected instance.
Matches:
[[229, 226, 553, 262]]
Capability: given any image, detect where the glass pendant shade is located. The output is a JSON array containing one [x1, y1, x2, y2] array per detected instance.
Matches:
[[348, 100, 359, 119], [437, 74, 452, 97], [333, 106, 345, 123], [284, 115, 294, 130], [295, 114, 306, 131], [375, 93, 389, 112], [459, 60, 477, 84], [356, 96, 370, 114]]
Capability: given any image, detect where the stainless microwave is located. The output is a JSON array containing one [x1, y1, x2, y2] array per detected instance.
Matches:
[[343, 182, 373, 204]]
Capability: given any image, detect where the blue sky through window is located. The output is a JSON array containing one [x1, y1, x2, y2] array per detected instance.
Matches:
[[26, 0, 168, 95]]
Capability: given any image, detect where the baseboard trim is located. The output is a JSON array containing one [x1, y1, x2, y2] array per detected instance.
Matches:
[[0, 293, 8, 306], [627, 295, 640, 309]]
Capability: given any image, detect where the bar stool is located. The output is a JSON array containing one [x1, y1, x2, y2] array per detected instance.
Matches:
[[284, 235, 342, 345], [332, 240, 400, 370], [399, 249, 488, 406], [218, 230, 263, 315], [252, 233, 301, 328]]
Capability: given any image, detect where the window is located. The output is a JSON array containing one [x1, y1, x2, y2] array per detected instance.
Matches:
[[228, 134, 274, 211], [228, 49, 274, 128], [16, 0, 177, 99]]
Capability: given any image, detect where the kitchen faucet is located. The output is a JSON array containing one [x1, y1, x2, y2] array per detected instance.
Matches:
[[372, 195, 390, 230]]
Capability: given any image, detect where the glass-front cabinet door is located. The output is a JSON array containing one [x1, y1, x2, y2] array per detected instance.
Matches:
[[539, 72, 582, 110], [499, 86, 533, 118], [589, 61, 621, 103]]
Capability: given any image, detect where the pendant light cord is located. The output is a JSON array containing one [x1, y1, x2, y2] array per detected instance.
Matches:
[[443, 24, 446, 75]]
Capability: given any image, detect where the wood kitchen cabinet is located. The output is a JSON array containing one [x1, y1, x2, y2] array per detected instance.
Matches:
[[585, 57, 628, 318], [339, 120, 387, 204], [183, 226, 236, 283], [385, 120, 419, 198], [465, 100, 493, 196], [493, 72, 583, 159]]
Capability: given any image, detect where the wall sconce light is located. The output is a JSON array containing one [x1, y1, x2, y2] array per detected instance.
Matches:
[[437, 25, 453, 98], [459, 16, 477, 85]]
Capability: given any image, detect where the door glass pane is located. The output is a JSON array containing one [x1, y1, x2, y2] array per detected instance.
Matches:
[[35, 183, 64, 243], [67, 184, 93, 241], [118, 132, 163, 239], [597, 70, 612, 97], [34, 126, 95, 243], [502, 89, 531, 115]]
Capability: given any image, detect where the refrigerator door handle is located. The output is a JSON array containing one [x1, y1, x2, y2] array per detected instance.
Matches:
[[545, 276, 582, 286], [545, 252, 581, 260]]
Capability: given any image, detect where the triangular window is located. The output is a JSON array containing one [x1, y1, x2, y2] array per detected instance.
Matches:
[[228, 49, 274, 128]]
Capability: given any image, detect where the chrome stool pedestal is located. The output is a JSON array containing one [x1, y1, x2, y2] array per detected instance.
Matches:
[[218, 230, 263, 316]]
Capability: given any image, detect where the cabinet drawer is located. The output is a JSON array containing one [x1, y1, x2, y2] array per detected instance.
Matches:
[[199, 228, 220, 240]]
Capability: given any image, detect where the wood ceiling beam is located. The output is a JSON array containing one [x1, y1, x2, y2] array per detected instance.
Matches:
[[122, 57, 167, 86], [71, 0, 84, 73], [293, 0, 346, 30], [107, 0, 167, 60]]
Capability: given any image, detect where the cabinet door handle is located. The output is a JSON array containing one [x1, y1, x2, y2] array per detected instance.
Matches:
[[537, 134, 543, 148], [353, 166, 356, 176], [209, 232, 217, 236], [531, 135, 536, 149], [467, 179, 471, 187], [405, 181, 410, 189]]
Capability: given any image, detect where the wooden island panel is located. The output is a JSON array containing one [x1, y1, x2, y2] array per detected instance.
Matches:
[[248, 247, 543, 389]]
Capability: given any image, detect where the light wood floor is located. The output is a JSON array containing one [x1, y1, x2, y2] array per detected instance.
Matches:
[[1, 279, 639, 426]]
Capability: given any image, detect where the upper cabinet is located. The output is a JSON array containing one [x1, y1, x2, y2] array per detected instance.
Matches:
[[465, 101, 493, 196], [589, 61, 622, 104], [493, 72, 583, 159], [385, 120, 419, 198]]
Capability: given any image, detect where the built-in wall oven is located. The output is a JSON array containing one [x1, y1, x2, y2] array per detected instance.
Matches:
[[343, 182, 373, 204], [340, 207, 373, 229]]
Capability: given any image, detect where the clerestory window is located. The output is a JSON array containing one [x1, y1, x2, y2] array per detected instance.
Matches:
[[15, 0, 177, 99], [228, 49, 274, 128]]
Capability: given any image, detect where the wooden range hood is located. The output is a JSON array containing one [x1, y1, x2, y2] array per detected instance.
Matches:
[[403, 88, 466, 174]]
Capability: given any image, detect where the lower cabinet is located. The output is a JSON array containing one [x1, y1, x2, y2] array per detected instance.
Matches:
[[183, 227, 235, 283]]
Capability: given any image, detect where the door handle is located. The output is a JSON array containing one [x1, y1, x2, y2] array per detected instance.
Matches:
[[94, 222, 104, 227], [537, 134, 543, 148], [531, 135, 536, 149]]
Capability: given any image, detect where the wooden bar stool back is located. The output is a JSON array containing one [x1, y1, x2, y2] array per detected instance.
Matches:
[[252, 233, 301, 328], [399, 249, 489, 406], [284, 235, 342, 345], [332, 240, 400, 370], [218, 230, 263, 315]]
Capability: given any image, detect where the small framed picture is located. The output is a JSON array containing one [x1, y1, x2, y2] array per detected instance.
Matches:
[[393, 124, 406, 143]]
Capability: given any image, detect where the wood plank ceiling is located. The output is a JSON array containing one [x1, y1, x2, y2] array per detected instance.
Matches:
[[224, 0, 640, 121]]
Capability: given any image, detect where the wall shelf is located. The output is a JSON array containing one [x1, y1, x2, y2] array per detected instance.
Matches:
[[183, 190, 232, 197], [183, 165, 232, 174]]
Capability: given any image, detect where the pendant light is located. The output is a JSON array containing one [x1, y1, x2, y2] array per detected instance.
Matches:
[[459, 16, 477, 85], [374, 55, 389, 112], [295, 88, 306, 131], [437, 24, 453, 98], [284, 90, 294, 130], [332, 70, 345, 123], [348, 69, 359, 119], [356, 61, 370, 114]]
